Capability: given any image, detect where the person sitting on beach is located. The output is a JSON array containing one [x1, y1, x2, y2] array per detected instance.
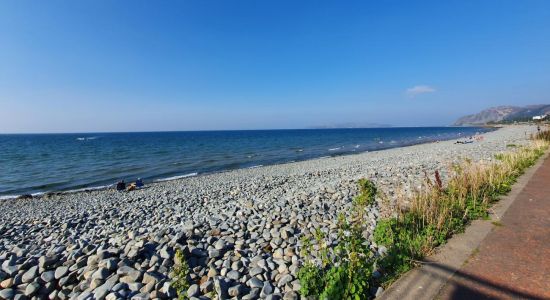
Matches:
[[127, 183, 136, 191], [116, 180, 126, 191], [135, 178, 144, 188]]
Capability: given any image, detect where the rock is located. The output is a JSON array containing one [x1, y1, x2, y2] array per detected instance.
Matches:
[[248, 277, 263, 288], [92, 267, 110, 280], [94, 275, 119, 300], [273, 248, 284, 259], [142, 272, 161, 285], [130, 293, 149, 300], [283, 291, 298, 300], [278, 274, 293, 286], [159, 247, 171, 259], [0, 277, 14, 288], [226, 270, 240, 281], [208, 249, 221, 259], [54, 266, 69, 279], [187, 284, 199, 298], [0, 289, 15, 300], [228, 284, 243, 297], [214, 277, 229, 299], [200, 280, 214, 293], [21, 266, 38, 283], [249, 267, 263, 276], [24, 282, 40, 296], [117, 266, 142, 282], [40, 270, 55, 283], [261, 281, 274, 297], [214, 240, 226, 250]]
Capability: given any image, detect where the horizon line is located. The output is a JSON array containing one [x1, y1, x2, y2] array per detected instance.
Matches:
[[0, 125, 470, 135]]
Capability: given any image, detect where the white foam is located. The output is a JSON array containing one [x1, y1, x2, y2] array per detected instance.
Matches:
[[66, 184, 113, 194], [247, 165, 263, 169], [76, 136, 99, 141], [155, 173, 198, 182], [328, 147, 341, 151]]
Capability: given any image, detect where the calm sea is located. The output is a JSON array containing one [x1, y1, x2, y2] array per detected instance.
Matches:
[[0, 127, 491, 198]]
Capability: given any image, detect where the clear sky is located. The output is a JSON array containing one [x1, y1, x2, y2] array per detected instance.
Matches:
[[1, 0, 549, 133]]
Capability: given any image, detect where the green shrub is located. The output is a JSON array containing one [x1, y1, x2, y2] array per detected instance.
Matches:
[[298, 179, 377, 299], [171, 248, 191, 300]]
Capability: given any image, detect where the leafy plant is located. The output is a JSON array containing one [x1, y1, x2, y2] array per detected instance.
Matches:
[[171, 248, 191, 300], [298, 179, 378, 299]]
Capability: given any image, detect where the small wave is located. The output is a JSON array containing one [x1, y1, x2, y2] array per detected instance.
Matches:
[[76, 136, 99, 141], [329, 147, 341, 151], [296, 149, 304, 152], [0, 191, 46, 201], [354, 145, 360, 148], [247, 165, 263, 169], [65, 184, 113, 194], [379, 141, 384, 144], [155, 173, 198, 182]]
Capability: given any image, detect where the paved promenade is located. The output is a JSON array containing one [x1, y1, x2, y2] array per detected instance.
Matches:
[[437, 155, 550, 299]]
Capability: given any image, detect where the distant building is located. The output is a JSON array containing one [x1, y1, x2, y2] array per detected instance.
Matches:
[[533, 115, 547, 120]]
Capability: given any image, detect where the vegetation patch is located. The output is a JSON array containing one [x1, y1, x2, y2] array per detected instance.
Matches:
[[171, 248, 191, 299], [373, 137, 548, 287], [298, 179, 378, 299], [298, 130, 550, 299]]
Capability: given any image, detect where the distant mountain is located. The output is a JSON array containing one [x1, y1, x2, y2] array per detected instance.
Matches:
[[310, 122, 392, 129], [454, 105, 550, 125]]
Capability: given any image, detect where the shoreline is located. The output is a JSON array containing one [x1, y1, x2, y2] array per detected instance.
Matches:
[[0, 125, 537, 300], [0, 128, 495, 201]]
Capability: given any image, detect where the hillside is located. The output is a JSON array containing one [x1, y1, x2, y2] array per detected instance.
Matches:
[[454, 105, 550, 125]]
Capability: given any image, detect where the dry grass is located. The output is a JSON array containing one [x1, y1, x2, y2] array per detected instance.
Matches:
[[374, 135, 549, 285]]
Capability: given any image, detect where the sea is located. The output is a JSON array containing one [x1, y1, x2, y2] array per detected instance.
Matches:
[[0, 127, 492, 198]]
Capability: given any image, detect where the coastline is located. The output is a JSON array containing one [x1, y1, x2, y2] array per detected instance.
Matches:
[[0, 125, 538, 299], [1, 127, 495, 201]]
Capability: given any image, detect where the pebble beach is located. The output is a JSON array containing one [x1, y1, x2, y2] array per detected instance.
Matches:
[[0, 125, 538, 300]]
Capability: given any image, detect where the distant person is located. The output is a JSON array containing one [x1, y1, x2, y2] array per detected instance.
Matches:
[[127, 183, 136, 191], [116, 180, 126, 191], [135, 178, 144, 188], [538, 125, 541, 133]]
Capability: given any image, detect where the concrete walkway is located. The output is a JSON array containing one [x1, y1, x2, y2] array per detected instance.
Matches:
[[380, 153, 550, 300]]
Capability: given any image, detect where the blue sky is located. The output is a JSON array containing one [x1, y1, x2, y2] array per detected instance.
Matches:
[[1, 1, 549, 133]]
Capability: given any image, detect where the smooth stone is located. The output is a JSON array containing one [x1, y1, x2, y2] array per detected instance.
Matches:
[[261, 281, 274, 297], [247, 277, 264, 288], [0, 289, 15, 300], [24, 282, 40, 296], [55, 266, 69, 279], [40, 270, 55, 284], [21, 266, 38, 283], [226, 270, 240, 281], [228, 284, 243, 297], [187, 284, 199, 298]]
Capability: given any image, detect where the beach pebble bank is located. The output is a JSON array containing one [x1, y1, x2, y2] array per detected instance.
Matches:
[[0, 125, 537, 299]]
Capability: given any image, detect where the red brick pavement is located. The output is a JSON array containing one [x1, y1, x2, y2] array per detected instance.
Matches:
[[438, 156, 550, 300]]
